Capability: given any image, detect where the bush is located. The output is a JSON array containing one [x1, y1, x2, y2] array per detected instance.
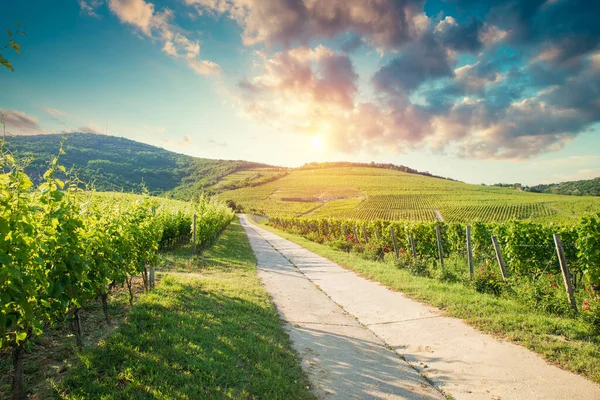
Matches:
[[360, 241, 391, 261], [470, 263, 506, 296], [512, 274, 574, 316], [407, 260, 431, 277], [329, 238, 354, 252], [582, 295, 600, 330]]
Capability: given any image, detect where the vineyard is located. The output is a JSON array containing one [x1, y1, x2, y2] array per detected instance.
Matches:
[[0, 149, 234, 398], [218, 167, 600, 223], [268, 214, 600, 326]]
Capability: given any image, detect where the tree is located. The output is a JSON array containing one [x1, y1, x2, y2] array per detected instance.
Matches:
[[1, 21, 25, 72]]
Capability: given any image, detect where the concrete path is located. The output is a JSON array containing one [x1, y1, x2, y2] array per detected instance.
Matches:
[[239, 215, 600, 400]]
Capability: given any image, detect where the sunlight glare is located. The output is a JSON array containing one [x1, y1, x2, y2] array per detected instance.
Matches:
[[311, 134, 325, 150]]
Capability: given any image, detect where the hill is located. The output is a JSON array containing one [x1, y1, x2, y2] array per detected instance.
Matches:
[[527, 177, 600, 196], [5, 133, 600, 224], [216, 167, 600, 224], [2, 133, 278, 198]]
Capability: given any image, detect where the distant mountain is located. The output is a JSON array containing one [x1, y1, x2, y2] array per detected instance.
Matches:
[[2, 133, 274, 199], [527, 177, 600, 196]]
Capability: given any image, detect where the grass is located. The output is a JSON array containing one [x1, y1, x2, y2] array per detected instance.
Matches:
[[50, 218, 313, 399], [260, 223, 600, 384]]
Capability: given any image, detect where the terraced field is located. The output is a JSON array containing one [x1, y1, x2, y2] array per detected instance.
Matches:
[[217, 167, 600, 223]]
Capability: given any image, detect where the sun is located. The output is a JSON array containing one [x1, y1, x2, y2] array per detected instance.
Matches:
[[311, 134, 325, 150]]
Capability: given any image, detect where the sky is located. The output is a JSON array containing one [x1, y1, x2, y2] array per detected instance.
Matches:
[[1, 0, 599, 185]]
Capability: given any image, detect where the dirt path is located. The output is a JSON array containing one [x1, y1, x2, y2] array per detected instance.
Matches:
[[240, 215, 443, 399], [239, 215, 600, 400]]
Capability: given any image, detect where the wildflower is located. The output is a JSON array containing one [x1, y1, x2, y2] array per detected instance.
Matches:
[[583, 301, 590, 311], [482, 263, 486, 267], [547, 273, 552, 277]]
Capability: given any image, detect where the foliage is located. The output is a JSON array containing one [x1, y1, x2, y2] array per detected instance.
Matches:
[[0, 145, 234, 397], [470, 264, 506, 296], [1, 22, 25, 72], [577, 213, 600, 288], [582, 295, 600, 330], [512, 274, 574, 316], [528, 177, 600, 197]]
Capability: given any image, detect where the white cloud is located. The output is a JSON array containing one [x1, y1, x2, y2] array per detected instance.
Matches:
[[103, 0, 220, 77], [188, 59, 221, 75], [108, 0, 154, 35]]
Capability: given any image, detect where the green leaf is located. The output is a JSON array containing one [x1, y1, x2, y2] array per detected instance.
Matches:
[[0, 54, 14, 72], [9, 40, 20, 54], [16, 331, 27, 343]]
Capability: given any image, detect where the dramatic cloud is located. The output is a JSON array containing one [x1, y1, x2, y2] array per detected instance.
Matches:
[[174, 0, 600, 160], [186, 0, 429, 49], [0, 109, 41, 135]]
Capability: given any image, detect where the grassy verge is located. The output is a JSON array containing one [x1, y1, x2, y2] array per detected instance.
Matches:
[[52, 218, 313, 399], [260, 223, 600, 384]]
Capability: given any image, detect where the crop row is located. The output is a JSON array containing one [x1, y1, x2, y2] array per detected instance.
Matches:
[[269, 215, 600, 290], [0, 151, 234, 397]]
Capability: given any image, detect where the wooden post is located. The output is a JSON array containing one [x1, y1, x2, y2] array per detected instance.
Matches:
[[553, 233, 578, 312], [362, 225, 369, 244], [391, 227, 399, 258], [409, 233, 417, 265], [342, 224, 349, 238], [353, 226, 359, 243], [435, 225, 444, 268], [491, 236, 507, 281], [149, 266, 155, 289], [193, 214, 197, 254], [466, 225, 473, 278]]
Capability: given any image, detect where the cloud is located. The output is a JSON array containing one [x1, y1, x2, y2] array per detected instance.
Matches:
[[43, 107, 68, 117], [176, 0, 600, 160], [0, 108, 41, 135], [102, 0, 219, 76], [62, 124, 104, 135], [186, 0, 429, 49], [188, 59, 221, 75], [372, 33, 453, 95], [108, 0, 154, 35], [78, 0, 103, 18], [240, 46, 357, 108]]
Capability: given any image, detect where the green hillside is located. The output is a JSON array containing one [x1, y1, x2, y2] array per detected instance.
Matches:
[[527, 177, 600, 196], [217, 167, 600, 224], [5, 133, 600, 224], [2, 133, 278, 198]]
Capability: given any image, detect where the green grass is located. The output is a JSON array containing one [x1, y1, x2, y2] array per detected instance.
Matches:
[[53, 219, 313, 399], [261, 223, 600, 384], [218, 167, 600, 223]]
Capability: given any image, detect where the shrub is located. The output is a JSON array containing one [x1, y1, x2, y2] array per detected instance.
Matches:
[[512, 273, 573, 316], [470, 263, 506, 296], [582, 295, 600, 330]]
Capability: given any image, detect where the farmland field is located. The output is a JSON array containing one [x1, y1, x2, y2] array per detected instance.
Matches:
[[218, 167, 600, 223]]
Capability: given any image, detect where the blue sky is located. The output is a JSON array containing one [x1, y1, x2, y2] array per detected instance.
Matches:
[[1, 0, 599, 185]]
